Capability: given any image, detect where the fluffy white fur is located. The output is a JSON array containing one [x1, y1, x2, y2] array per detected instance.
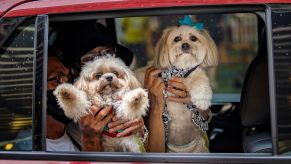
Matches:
[[53, 83, 91, 122], [154, 25, 218, 152], [54, 56, 149, 152]]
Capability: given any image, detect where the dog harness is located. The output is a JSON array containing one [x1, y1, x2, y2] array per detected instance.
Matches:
[[160, 65, 212, 142]]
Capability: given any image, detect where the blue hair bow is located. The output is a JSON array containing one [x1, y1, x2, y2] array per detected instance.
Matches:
[[178, 15, 204, 30]]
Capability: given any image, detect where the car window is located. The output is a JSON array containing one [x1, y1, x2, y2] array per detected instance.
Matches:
[[0, 18, 35, 151], [45, 11, 269, 154]]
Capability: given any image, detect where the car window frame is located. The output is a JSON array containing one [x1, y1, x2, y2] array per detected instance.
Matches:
[[32, 14, 48, 151], [0, 3, 290, 163]]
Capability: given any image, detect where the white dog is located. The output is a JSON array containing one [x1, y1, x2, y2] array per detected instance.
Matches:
[[53, 56, 149, 152], [154, 24, 218, 153]]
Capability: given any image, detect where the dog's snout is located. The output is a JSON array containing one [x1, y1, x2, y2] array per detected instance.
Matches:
[[181, 43, 190, 51], [106, 76, 113, 82]]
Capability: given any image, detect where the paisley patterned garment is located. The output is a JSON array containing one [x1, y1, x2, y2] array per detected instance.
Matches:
[[160, 65, 211, 141]]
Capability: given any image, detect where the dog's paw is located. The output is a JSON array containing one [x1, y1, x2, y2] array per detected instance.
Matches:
[[128, 88, 149, 109], [53, 83, 91, 122], [116, 88, 149, 120], [54, 83, 76, 101], [192, 99, 211, 110]]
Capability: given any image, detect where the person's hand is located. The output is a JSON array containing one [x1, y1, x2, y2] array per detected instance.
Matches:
[[167, 76, 192, 104], [144, 66, 165, 107], [107, 116, 144, 137], [79, 105, 113, 137], [79, 105, 113, 151]]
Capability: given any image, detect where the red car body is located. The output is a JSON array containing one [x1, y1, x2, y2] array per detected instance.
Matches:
[[0, 0, 291, 164], [1, 0, 291, 18]]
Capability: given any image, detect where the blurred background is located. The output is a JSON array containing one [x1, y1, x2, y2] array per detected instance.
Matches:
[[115, 13, 258, 95]]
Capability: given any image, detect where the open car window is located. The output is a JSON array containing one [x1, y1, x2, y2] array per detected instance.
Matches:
[[5, 2, 291, 163], [45, 11, 271, 155]]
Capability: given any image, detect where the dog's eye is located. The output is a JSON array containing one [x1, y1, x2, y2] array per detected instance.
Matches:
[[174, 36, 182, 42], [95, 73, 102, 79], [190, 35, 197, 42], [112, 71, 119, 76]]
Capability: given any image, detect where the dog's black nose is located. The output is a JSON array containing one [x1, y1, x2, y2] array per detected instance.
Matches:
[[181, 43, 190, 51], [106, 76, 113, 82]]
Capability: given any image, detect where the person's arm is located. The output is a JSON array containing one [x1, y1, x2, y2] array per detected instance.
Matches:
[[144, 67, 166, 152], [147, 94, 165, 152], [79, 105, 113, 151]]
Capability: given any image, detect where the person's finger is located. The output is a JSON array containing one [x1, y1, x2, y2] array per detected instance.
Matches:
[[144, 66, 156, 85], [146, 69, 162, 86], [152, 77, 165, 90], [149, 69, 162, 78], [90, 113, 114, 134], [116, 124, 140, 137], [111, 116, 118, 122], [123, 118, 141, 127], [145, 66, 155, 79], [108, 123, 127, 133], [167, 96, 192, 104], [170, 76, 184, 83], [108, 117, 141, 133], [95, 106, 112, 121], [91, 106, 104, 117], [100, 112, 114, 126], [167, 86, 187, 97], [79, 105, 101, 124], [168, 80, 186, 91], [107, 119, 126, 129]]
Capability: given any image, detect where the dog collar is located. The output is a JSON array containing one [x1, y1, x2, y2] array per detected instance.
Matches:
[[183, 65, 200, 78], [102, 130, 132, 138], [161, 65, 200, 83]]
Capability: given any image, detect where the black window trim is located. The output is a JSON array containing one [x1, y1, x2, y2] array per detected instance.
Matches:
[[32, 15, 48, 151], [265, 5, 278, 155]]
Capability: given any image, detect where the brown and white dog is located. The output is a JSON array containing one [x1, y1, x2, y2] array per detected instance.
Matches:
[[154, 25, 218, 153], [54, 55, 149, 152]]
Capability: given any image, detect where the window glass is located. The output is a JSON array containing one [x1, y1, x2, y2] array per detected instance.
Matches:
[[0, 17, 24, 47], [0, 19, 35, 151], [115, 14, 258, 103], [271, 8, 291, 155]]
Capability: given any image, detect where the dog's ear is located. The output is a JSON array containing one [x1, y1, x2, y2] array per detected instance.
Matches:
[[200, 30, 219, 67], [125, 69, 142, 89], [154, 27, 175, 68], [74, 75, 89, 92]]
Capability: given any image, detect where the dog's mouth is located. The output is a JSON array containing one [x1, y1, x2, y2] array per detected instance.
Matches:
[[177, 51, 195, 58], [98, 81, 122, 94]]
